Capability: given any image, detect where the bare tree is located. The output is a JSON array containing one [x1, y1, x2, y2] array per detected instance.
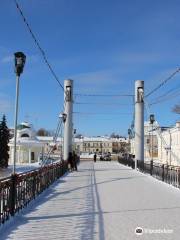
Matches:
[[172, 104, 180, 114], [37, 128, 49, 136]]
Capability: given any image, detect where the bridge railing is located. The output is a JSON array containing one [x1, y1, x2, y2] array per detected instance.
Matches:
[[118, 157, 180, 189], [0, 160, 68, 226]]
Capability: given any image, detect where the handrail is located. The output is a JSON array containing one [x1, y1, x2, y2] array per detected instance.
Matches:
[[0, 160, 69, 225], [118, 157, 180, 189]]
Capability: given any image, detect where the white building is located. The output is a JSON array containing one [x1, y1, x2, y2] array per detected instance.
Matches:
[[36, 136, 129, 156], [157, 122, 180, 166], [74, 136, 129, 154], [130, 121, 159, 161], [9, 122, 44, 164], [144, 121, 159, 160]]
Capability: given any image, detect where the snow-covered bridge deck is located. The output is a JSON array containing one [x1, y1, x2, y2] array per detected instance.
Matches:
[[1, 161, 180, 240]]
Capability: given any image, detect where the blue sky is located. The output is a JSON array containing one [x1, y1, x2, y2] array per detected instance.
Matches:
[[0, 0, 180, 136]]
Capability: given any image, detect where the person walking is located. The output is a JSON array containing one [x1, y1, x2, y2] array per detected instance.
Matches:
[[73, 151, 78, 171], [94, 153, 97, 162], [68, 152, 74, 171]]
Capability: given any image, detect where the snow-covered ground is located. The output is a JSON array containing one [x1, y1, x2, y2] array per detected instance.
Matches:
[[80, 152, 95, 159], [1, 161, 180, 239]]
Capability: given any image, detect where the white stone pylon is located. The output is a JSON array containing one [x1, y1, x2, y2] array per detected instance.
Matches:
[[63, 79, 73, 161], [135, 80, 144, 169]]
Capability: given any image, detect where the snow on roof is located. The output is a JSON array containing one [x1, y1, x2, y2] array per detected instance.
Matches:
[[75, 136, 127, 142], [144, 121, 159, 127], [37, 136, 54, 141], [9, 138, 44, 147], [37, 136, 127, 143]]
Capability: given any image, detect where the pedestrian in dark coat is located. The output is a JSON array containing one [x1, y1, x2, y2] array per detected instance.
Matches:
[[94, 153, 97, 162], [68, 152, 74, 171], [73, 151, 78, 171]]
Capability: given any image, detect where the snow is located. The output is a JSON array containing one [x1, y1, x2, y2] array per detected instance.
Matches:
[[80, 152, 95, 159], [1, 161, 180, 239], [0, 163, 40, 179]]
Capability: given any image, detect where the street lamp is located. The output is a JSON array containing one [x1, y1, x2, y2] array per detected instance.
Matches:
[[149, 114, 155, 162], [13, 52, 26, 175], [14, 52, 26, 76], [128, 129, 131, 138], [60, 113, 67, 123]]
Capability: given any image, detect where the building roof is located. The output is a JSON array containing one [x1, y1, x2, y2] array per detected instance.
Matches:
[[9, 138, 44, 147], [17, 122, 31, 130]]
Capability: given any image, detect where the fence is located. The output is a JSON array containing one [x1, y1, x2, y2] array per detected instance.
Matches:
[[0, 160, 68, 225], [118, 157, 180, 189]]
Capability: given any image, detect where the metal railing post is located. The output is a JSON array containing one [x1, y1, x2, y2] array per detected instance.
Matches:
[[150, 160, 153, 176], [10, 174, 17, 216], [162, 164, 164, 181]]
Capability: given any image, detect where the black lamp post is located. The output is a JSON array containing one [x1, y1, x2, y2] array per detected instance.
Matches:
[[149, 114, 155, 162], [13, 52, 26, 175], [60, 113, 67, 123], [14, 52, 26, 76], [149, 114, 155, 125], [73, 129, 76, 154], [128, 129, 131, 138]]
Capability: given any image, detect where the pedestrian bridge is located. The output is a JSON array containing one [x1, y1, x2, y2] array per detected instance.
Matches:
[[1, 161, 180, 240]]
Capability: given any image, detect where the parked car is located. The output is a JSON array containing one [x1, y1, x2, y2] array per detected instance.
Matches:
[[100, 152, 111, 161]]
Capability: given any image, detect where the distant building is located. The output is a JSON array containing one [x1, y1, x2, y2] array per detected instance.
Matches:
[[157, 122, 180, 166], [9, 122, 44, 164], [130, 121, 159, 161], [144, 121, 159, 160], [37, 136, 129, 155], [129, 121, 180, 166], [74, 136, 129, 154]]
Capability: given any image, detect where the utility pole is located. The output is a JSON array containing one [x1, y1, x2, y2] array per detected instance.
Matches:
[[63, 79, 73, 161], [134, 80, 144, 169]]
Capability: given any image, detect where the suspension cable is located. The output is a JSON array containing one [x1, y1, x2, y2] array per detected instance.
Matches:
[[74, 101, 133, 106], [145, 67, 180, 98], [41, 118, 63, 167], [13, 0, 64, 92], [149, 90, 180, 106], [73, 111, 132, 115], [74, 93, 134, 97]]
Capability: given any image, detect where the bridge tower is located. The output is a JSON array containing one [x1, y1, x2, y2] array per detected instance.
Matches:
[[63, 79, 73, 161], [134, 80, 144, 169]]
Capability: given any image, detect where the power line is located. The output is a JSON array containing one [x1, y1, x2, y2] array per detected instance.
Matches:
[[145, 67, 180, 98], [13, 0, 64, 92], [74, 93, 134, 97], [75, 118, 121, 120], [150, 84, 180, 102], [73, 112, 132, 115], [14, 0, 69, 163], [148, 84, 180, 105], [149, 90, 180, 106], [74, 101, 133, 106]]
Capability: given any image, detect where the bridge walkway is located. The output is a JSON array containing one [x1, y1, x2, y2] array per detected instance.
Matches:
[[1, 161, 180, 240]]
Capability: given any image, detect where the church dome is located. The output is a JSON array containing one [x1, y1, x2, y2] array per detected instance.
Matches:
[[17, 122, 31, 130], [16, 122, 36, 140]]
